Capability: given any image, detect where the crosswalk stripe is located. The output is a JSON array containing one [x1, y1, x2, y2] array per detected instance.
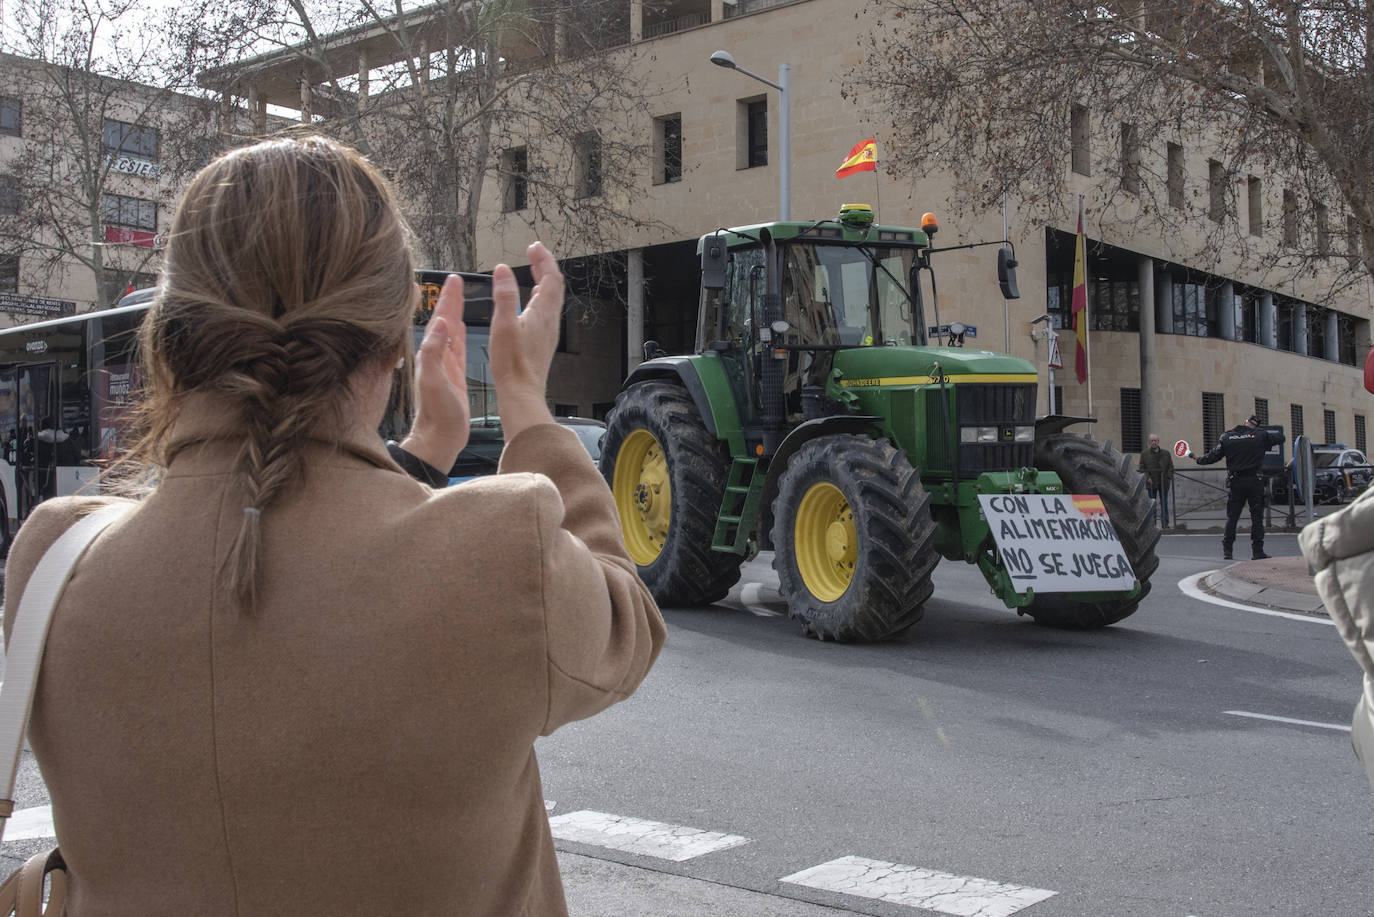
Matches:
[[4, 805, 54, 841], [781, 855, 1056, 916], [548, 810, 750, 862]]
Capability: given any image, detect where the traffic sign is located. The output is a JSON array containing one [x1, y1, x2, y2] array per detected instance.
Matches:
[[1174, 440, 1189, 458], [1047, 332, 1063, 369]]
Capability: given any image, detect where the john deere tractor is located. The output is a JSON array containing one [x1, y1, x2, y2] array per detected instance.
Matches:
[[600, 205, 1159, 642]]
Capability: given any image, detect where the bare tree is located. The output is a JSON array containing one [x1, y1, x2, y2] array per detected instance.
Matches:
[[852, 0, 1374, 294], [194, 0, 671, 294], [0, 0, 229, 311]]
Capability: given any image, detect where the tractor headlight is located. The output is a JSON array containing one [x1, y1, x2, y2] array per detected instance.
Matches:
[[1014, 425, 1035, 443], [960, 426, 999, 443]]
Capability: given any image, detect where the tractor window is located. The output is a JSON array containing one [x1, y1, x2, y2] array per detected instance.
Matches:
[[722, 247, 764, 350], [782, 243, 918, 348]]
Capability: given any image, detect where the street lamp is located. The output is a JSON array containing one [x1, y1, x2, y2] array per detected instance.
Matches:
[[709, 49, 790, 221]]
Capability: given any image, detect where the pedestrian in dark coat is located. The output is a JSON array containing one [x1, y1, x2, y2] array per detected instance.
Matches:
[[1139, 432, 1174, 527]]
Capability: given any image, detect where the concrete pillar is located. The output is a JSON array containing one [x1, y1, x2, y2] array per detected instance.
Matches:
[[631, 0, 643, 41], [711, 0, 726, 21], [1156, 271, 1174, 334], [1295, 303, 1308, 354], [1137, 256, 1156, 436], [299, 72, 312, 122], [358, 49, 369, 111], [1326, 310, 1340, 361], [627, 248, 645, 370], [1217, 281, 1235, 340], [1259, 291, 1276, 347]]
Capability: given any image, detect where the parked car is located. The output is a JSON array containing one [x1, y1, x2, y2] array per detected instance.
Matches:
[[1271, 445, 1371, 504], [447, 415, 605, 484]]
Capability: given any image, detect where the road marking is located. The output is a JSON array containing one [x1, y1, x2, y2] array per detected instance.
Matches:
[[781, 855, 1055, 916], [548, 810, 750, 862], [740, 582, 781, 617], [1178, 572, 1334, 626], [4, 805, 54, 840], [1224, 710, 1351, 732]]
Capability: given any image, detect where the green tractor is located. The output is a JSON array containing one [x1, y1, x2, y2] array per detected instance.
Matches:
[[600, 205, 1159, 642]]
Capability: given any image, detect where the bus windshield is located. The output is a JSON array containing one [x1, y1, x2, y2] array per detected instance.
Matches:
[[782, 242, 919, 347]]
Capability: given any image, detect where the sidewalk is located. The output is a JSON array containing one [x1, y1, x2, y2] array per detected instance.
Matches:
[[1196, 553, 1326, 616]]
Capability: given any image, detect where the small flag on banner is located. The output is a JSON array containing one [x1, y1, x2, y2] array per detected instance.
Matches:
[[836, 139, 877, 179]]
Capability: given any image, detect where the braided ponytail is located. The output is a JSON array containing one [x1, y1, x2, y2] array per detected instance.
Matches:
[[121, 136, 418, 612]]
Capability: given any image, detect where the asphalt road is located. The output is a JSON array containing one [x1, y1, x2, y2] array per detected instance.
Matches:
[[540, 532, 1372, 917], [2, 532, 1369, 916]]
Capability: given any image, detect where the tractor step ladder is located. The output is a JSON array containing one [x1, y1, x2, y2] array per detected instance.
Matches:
[[712, 456, 762, 554]]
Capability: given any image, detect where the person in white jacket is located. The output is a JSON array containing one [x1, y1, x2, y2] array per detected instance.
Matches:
[[1300, 346, 1374, 792]]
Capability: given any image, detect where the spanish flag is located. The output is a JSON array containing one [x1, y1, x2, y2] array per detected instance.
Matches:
[[836, 138, 877, 179], [1071, 204, 1089, 385]]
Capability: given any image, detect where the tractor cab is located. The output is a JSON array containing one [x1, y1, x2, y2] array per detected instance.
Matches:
[[694, 205, 929, 426]]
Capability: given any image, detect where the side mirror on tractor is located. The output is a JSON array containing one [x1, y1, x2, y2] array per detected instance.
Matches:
[[998, 246, 1020, 300], [701, 233, 727, 290]]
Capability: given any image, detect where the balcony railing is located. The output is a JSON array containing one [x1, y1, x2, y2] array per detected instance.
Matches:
[[643, 11, 711, 39], [724, 0, 800, 17]]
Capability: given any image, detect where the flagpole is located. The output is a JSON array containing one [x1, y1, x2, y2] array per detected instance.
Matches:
[[1079, 194, 1093, 416], [873, 166, 882, 223]]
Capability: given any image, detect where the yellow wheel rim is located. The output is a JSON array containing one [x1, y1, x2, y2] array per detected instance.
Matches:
[[794, 481, 856, 602], [613, 428, 671, 566]]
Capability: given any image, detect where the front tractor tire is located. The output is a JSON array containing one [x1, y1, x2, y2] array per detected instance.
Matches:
[[772, 435, 938, 642], [600, 382, 743, 606], [1025, 433, 1161, 628]]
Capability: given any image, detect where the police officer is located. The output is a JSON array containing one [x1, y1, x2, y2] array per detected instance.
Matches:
[[1190, 414, 1285, 560]]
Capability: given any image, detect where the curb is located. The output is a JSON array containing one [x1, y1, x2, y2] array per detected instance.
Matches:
[[1196, 567, 1327, 617]]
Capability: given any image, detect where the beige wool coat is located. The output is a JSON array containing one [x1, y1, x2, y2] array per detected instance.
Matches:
[[2, 396, 665, 916]]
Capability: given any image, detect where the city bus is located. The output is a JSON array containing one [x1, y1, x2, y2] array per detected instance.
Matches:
[[0, 270, 498, 549]]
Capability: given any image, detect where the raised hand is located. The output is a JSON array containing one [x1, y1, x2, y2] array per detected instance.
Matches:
[[489, 242, 563, 442], [401, 273, 470, 473]]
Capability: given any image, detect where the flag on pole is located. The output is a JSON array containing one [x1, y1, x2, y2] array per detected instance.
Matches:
[[836, 138, 877, 179], [1071, 205, 1089, 385]]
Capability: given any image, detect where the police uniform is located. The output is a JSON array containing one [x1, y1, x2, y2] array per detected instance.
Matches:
[[1194, 416, 1285, 560]]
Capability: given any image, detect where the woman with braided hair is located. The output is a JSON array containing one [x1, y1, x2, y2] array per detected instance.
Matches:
[[2, 136, 665, 915]]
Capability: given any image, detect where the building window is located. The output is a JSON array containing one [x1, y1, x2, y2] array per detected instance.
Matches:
[[1203, 392, 1225, 449], [1171, 280, 1215, 337], [1307, 306, 1327, 357], [1315, 201, 1330, 256], [1089, 274, 1140, 331], [1324, 408, 1337, 444], [1339, 314, 1360, 366], [1282, 188, 1298, 246], [101, 118, 159, 161], [574, 131, 602, 198], [592, 401, 615, 421], [654, 114, 682, 184], [1071, 103, 1090, 176], [0, 255, 16, 293], [1356, 414, 1367, 454], [1254, 398, 1269, 426], [1167, 142, 1184, 209], [1120, 387, 1142, 453], [1239, 291, 1258, 343], [100, 193, 157, 231], [0, 97, 19, 137], [1247, 176, 1262, 237], [502, 147, 528, 212], [1120, 123, 1140, 193], [1291, 403, 1305, 439], [1207, 159, 1226, 223], [0, 175, 17, 217], [1053, 384, 1064, 415], [1276, 301, 1296, 352], [554, 403, 578, 417], [741, 98, 768, 169]]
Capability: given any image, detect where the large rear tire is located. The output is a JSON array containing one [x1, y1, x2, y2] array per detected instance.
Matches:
[[1025, 433, 1160, 628], [772, 435, 937, 642], [600, 382, 743, 606]]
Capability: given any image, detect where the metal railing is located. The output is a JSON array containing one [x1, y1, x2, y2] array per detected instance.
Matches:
[[1162, 465, 1368, 530], [643, 11, 711, 38]]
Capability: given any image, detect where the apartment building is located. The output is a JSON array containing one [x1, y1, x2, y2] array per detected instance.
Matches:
[[0, 52, 205, 323]]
